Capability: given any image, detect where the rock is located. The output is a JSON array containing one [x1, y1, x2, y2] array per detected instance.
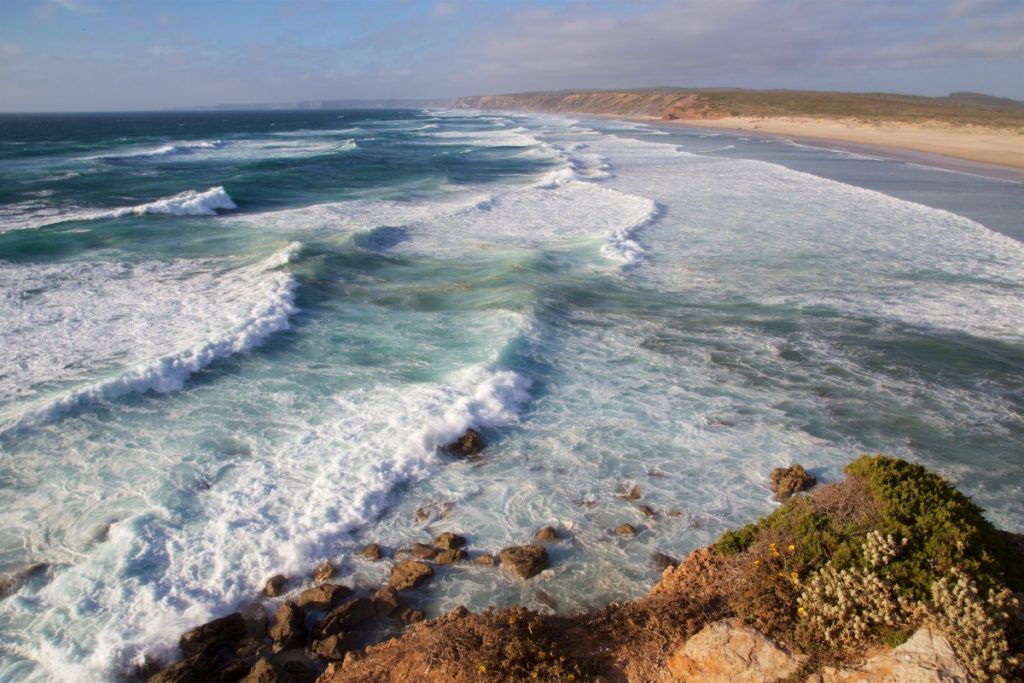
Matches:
[[295, 583, 353, 611], [240, 657, 294, 683], [239, 603, 269, 640], [620, 483, 642, 500], [807, 627, 968, 682], [651, 552, 680, 570], [445, 428, 485, 457], [638, 504, 658, 518], [400, 607, 425, 624], [311, 632, 359, 661], [770, 464, 816, 501], [358, 543, 383, 561], [269, 602, 306, 653], [534, 526, 558, 541], [434, 532, 467, 550], [388, 560, 433, 591], [435, 548, 468, 565], [314, 597, 376, 639], [218, 659, 252, 682], [407, 543, 438, 560], [372, 586, 403, 617], [342, 650, 364, 668], [312, 561, 336, 583], [666, 619, 804, 682], [614, 523, 638, 535], [473, 554, 497, 566], [147, 653, 213, 683], [262, 575, 287, 598], [0, 562, 49, 598], [498, 545, 549, 579], [414, 506, 432, 523], [179, 612, 247, 658]]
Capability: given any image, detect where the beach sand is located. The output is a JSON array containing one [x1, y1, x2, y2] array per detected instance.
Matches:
[[650, 116, 1024, 182]]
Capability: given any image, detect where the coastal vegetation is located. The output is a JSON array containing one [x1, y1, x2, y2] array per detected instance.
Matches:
[[453, 88, 1024, 129]]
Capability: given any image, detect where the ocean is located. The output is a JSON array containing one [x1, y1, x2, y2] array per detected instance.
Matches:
[[0, 108, 1021, 681]]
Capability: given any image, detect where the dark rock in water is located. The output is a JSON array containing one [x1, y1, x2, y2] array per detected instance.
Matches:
[[614, 523, 638, 535], [435, 548, 468, 565], [240, 657, 293, 683], [770, 464, 816, 501], [295, 583, 353, 611], [0, 562, 49, 598], [147, 653, 213, 683], [312, 632, 358, 661], [314, 597, 376, 639], [400, 607, 425, 624], [414, 506, 432, 523], [433, 532, 466, 550], [473, 554, 497, 566], [269, 602, 307, 653], [498, 545, 549, 579], [537, 591, 558, 610], [407, 543, 438, 560], [262, 575, 287, 598], [638, 504, 658, 518], [388, 560, 433, 591], [619, 484, 642, 501], [358, 543, 383, 561], [372, 586, 403, 617], [445, 428, 485, 457], [312, 561, 335, 583], [179, 612, 247, 658], [534, 526, 558, 541], [651, 552, 680, 570]]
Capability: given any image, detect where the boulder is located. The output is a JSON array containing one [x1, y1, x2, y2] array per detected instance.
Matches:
[[314, 597, 376, 640], [400, 607, 425, 624], [434, 532, 467, 550], [473, 554, 497, 567], [179, 612, 247, 658], [651, 552, 680, 570], [614, 523, 638, 535], [262, 575, 287, 598], [445, 428, 485, 457], [435, 549, 468, 565], [388, 560, 433, 591], [807, 628, 968, 682], [295, 583, 353, 611], [311, 632, 359, 662], [534, 526, 558, 541], [218, 659, 252, 682], [498, 545, 549, 579], [769, 465, 816, 501], [269, 602, 306, 653], [666, 619, 804, 682], [358, 543, 383, 561], [240, 657, 294, 683], [239, 603, 269, 640], [312, 561, 335, 583], [372, 586, 403, 617]]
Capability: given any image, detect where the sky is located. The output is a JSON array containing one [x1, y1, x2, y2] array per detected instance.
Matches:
[[0, 0, 1022, 112]]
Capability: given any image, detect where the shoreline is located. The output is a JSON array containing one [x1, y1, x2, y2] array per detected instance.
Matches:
[[640, 115, 1024, 183]]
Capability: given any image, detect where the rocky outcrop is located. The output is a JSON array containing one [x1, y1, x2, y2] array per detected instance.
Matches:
[[808, 628, 968, 682], [178, 612, 247, 658], [666, 619, 805, 682], [388, 560, 433, 591], [445, 428, 485, 457], [770, 464, 816, 501], [269, 602, 306, 653], [498, 545, 549, 579], [295, 583, 353, 611]]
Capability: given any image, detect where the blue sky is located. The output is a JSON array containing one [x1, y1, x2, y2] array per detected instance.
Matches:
[[1, 0, 1022, 111]]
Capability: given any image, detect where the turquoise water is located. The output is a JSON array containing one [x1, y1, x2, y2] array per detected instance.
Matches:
[[1, 109, 1022, 681]]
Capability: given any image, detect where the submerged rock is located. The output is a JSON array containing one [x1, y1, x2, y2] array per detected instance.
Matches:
[[614, 523, 638, 535], [498, 545, 549, 579], [473, 554, 497, 566], [388, 560, 434, 591], [179, 612, 246, 658], [770, 464, 816, 501], [435, 548, 468, 565], [445, 428, 485, 457], [312, 561, 336, 583], [358, 543, 383, 561], [651, 552, 680, 570], [534, 526, 559, 541], [407, 543, 438, 560]]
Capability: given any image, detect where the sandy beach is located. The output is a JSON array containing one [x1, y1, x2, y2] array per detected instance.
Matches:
[[654, 116, 1024, 181]]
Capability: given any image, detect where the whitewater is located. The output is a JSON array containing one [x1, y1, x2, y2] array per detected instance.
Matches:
[[0, 108, 1021, 681]]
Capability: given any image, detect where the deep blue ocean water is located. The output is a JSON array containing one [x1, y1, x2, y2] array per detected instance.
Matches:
[[1, 108, 1022, 681]]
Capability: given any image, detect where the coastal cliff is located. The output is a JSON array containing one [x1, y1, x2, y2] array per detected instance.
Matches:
[[146, 455, 1024, 682]]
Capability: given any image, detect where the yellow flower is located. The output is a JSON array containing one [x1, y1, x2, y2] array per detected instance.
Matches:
[[772, 550, 780, 557], [769, 542, 776, 548], [753, 559, 761, 566], [790, 571, 799, 580], [538, 650, 545, 659], [478, 665, 487, 673], [777, 572, 785, 578], [531, 673, 538, 679], [797, 606, 805, 615], [788, 544, 796, 552], [567, 676, 575, 682]]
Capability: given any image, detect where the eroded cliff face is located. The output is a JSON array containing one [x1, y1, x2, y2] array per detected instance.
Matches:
[[451, 91, 712, 119]]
